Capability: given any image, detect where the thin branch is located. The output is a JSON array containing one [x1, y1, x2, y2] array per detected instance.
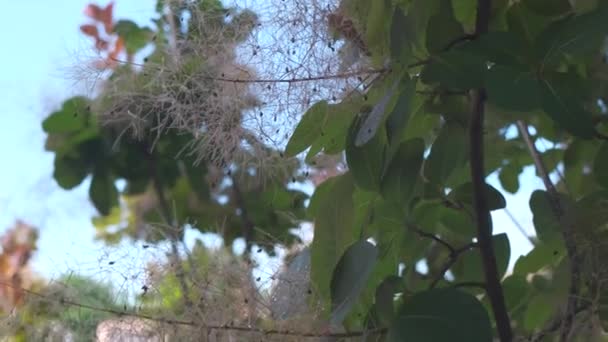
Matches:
[[410, 225, 456, 254], [528, 304, 590, 342], [504, 207, 536, 246], [108, 56, 428, 84], [516, 120, 581, 341], [0, 281, 387, 339], [468, 1, 513, 341], [429, 242, 478, 289]]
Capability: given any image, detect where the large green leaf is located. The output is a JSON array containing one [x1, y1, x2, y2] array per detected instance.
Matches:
[[523, 0, 572, 16], [529, 190, 562, 241], [346, 115, 387, 192], [89, 169, 119, 216], [374, 276, 403, 324], [452, 233, 511, 284], [425, 0, 464, 54], [285, 101, 328, 157], [538, 76, 595, 138], [447, 182, 507, 211], [420, 48, 485, 89], [310, 173, 357, 310], [388, 289, 493, 342], [593, 142, 608, 189], [53, 155, 90, 190], [513, 237, 565, 274], [486, 65, 540, 112], [424, 123, 468, 185], [451, 0, 476, 32], [355, 81, 399, 147], [499, 163, 522, 194], [42, 97, 91, 134], [468, 31, 531, 66], [385, 76, 417, 147], [330, 240, 379, 325], [390, 6, 412, 63], [535, 3, 608, 66], [381, 139, 425, 206], [507, 3, 552, 45]]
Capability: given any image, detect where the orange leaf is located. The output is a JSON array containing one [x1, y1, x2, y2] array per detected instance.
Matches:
[[83, 2, 114, 34]]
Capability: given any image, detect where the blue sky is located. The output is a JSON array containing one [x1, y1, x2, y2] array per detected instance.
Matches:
[[0, 1, 541, 292]]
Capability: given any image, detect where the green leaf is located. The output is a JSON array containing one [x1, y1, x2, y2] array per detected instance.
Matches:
[[529, 190, 562, 241], [356, 80, 399, 147], [486, 65, 540, 112], [42, 97, 91, 134], [513, 237, 565, 274], [426, 0, 464, 54], [593, 142, 608, 189], [448, 182, 507, 211], [388, 289, 492, 342], [523, 0, 572, 16], [438, 207, 476, 237], [310, 173, 357, 311], [375, 276, 403, 324], [468, 31, 530, 66], [535, 4, 608, 66], [455, 233, 511, 284], [424, 123, 468, 185], [507, 3, 552, 45], [365, 0, 391, 60], [538, 77, 595, 138], [285, 101, 328, 157], [385, 76, 417, 146], [53, 155, 90, 190], [420, 48, 485, 89], [113, 20, 154, 55], [451, 0, 476, 31], [390, 6, 412, 63], [499, 163, 522, 194], [346, 116, 387, 192], [523, 294, 556, 331], [89, 169, 119, 216], [381, 139, 425, 206], [330, 240, 379, 325], [502, 274, 533, 317]]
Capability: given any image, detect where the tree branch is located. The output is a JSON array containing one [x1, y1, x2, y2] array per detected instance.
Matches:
[[410, 225, 456, 255], [468, 1, 513, 341], [516, 121, 581, 341], [0, 280, 387, 339], [429, 242, 478, 289]]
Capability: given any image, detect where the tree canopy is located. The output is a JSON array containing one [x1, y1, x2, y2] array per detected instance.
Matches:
[[15, 0, 608, 341]]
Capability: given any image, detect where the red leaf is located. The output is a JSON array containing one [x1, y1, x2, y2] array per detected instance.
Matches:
[[80, 24, 99, 37]]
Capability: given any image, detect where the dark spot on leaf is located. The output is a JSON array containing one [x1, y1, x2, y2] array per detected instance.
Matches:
[[553, 250, 559, 256]]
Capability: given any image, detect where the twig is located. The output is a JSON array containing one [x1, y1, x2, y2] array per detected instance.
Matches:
[[528, 304, 590, 342], [410, 225, 456, 254], [516, 120, 581, 341], [429, 242, 478, 289], [504, 207, 536, 246], [0, 281, 386, 339], [468, 1, 513, 341]]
